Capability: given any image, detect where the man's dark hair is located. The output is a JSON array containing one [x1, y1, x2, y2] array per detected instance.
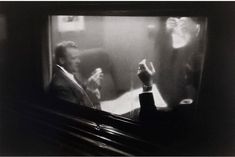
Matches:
[[54, 41, 78, 64]]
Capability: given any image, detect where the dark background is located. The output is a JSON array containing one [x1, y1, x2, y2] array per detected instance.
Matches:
[[0, 2, 235, 155]]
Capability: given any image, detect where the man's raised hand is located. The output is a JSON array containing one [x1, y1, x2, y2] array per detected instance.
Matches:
[[137, 59, 156, 86]]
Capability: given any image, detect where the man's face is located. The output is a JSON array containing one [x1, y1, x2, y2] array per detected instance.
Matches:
[[61, 47, 81, 73]]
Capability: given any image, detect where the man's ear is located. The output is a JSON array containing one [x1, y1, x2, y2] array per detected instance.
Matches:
[[59, 58, 65, 65]]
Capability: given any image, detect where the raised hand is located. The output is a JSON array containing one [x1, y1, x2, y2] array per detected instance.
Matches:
[[166, 17, 178, 31], [137, 59, 156, 86], [87, 68, 103, 91]]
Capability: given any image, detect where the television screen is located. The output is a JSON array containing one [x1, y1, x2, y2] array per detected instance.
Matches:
[[47, 15, 207, 120]]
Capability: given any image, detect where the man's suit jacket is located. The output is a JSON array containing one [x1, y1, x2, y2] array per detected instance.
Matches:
[[138, 92, 156, 121], [49, 66, 100, 109]]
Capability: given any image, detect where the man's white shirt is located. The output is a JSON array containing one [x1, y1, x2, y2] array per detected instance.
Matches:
[[56, 64, 83, 89]]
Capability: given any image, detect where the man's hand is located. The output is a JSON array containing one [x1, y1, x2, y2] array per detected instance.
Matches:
[[166, 17, 178, 31], [137, 59, 156, 86], [87, 68, 103, 91]]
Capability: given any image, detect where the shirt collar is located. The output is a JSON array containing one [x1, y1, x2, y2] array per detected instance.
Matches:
[[56, 64, 74, 79]]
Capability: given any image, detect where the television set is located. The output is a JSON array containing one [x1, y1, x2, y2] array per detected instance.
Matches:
[[44, 14, 207, 121], [2, 2, 235, 155]]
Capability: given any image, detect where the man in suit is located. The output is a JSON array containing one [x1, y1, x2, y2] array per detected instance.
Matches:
[[49, 41, 103, 109]]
